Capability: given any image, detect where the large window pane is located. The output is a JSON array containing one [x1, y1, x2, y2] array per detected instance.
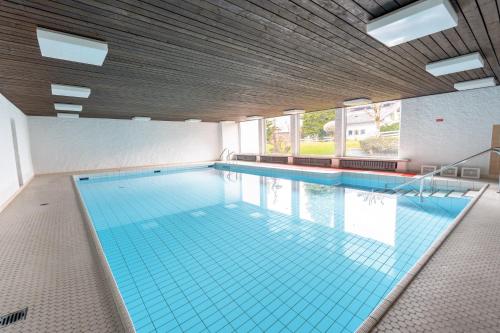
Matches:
[[239, 120, 260, 154], [345, 101, 400, 157], [265, 116, 291, 154], [299, 109, 336, 156]]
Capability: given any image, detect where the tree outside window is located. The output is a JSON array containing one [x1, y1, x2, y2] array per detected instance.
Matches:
[[265, 116, 291, 154], [299, 109, 336, 156]]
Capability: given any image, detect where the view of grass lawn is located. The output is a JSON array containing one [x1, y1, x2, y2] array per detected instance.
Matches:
[[298, 140, 361, 155], [300, 141, 335, 155], [265, 140, 362, 156], [300, 140, 360, 155], [346, 140, 361, 149]]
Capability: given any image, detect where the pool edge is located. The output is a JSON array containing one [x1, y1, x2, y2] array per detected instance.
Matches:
[[356, 183, 490, 333], [71, 177, 136, 333]]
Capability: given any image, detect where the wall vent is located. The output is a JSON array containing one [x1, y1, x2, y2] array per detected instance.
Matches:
[[236, 155, 257, 162], [293, 157, 332, 167], [154, 170, 161, 173], [0, 307, 28, 328], [260, 155, 288, 164], [79, 177, 89, 181], [340, 159, 397, 171]]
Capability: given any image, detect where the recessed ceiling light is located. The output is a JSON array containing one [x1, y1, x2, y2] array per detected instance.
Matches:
[[426, 53, 484, 76], [283, 109, 305, 115], [54, 103, 82, 112], [51, 84, 91, 98], [185, 119, 202, 123], [454, 77, 496, 91], [132, 116, 151, 121], [366, 0, 458, 47], [37, 27, 108, 66], [343, 98, 372, 106], [57, 113, 79, 119], [246, 116, 263, 120], [219, 120, 236, 124]]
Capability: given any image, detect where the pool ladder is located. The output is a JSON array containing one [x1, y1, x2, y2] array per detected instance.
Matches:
[[390, 147, 500, 201], [218, 148, 235, 161]]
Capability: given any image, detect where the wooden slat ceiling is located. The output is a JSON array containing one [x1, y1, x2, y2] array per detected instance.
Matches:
[[0, 0, 498, 121]]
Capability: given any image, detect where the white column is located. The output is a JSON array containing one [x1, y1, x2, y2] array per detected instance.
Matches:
[[290, 114, 300, 156], [335, 108, 346, 157], [258, 118, 266, 155]]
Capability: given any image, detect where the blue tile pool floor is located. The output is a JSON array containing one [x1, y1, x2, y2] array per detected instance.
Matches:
[[76, 167, 469, 333]]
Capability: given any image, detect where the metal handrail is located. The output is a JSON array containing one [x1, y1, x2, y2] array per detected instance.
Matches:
[[391, 147, 500, 198], [218, 148, 229, 161]]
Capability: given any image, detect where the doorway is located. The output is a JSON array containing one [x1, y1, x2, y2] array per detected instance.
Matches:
[[10, 118, 23, 187]]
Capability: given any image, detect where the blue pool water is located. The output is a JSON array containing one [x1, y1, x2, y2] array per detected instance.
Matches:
[[76, 166, 469, 333]]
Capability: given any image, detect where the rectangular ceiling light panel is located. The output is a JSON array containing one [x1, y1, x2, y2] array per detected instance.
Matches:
[[132, 116, 151, 121], [51, 84, 91, 98], [454, 77, 496, 91], [246, 116, 263, 120], [426, 53, 484, 76], [367, 0, 458, 47], [54, 103, 82, 112], [37, 27, 108, 66], [343, 98, 372, 106], [57, 113, 79, 119], [283, 109, 305, 115]]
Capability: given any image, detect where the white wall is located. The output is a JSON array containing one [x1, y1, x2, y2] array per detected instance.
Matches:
[[0, 94, 34, 209], [220, 122, 240, 157], [29, 116, 221, 174], [400, 86, 500, 176]]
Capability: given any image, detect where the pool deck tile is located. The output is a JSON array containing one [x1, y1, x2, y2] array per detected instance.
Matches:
[[0, 174, 124, 332]]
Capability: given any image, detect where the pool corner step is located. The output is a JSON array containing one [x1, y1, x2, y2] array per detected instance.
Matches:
[[464, 190, 480, 198], [448, 191, 466, 198], [431, 191, 452, 198]]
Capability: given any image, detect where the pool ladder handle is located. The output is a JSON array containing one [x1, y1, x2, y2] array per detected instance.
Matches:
[[391, 147, 500, 201], [218, 148, 235, 162], [218, 148, 229, 161]]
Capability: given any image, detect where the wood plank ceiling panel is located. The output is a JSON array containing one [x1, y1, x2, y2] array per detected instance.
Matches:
[[0, 0, 497, 121]]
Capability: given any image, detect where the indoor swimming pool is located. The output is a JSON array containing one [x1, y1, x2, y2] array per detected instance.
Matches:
[[75, 165, 470, 333]]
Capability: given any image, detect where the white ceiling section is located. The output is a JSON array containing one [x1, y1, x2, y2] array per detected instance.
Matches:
[[454, 78, 497, 91], [246, 116, 264, 121], [56, 113, 79, 119], [426, 53, 485, 76], [54, 103, 83, 112], [36, 27, 108, 66], [51, 84, 91, 98], [366, 0, 458, 47], [283, 109, 305, 115], [343, 98, 373, 106]]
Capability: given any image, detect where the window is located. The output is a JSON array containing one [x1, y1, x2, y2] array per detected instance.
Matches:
[[299, 109, 336, 156], [265, 116, 291, 154], [239, 120, 260, 154], [345, 101, 400, 157]]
